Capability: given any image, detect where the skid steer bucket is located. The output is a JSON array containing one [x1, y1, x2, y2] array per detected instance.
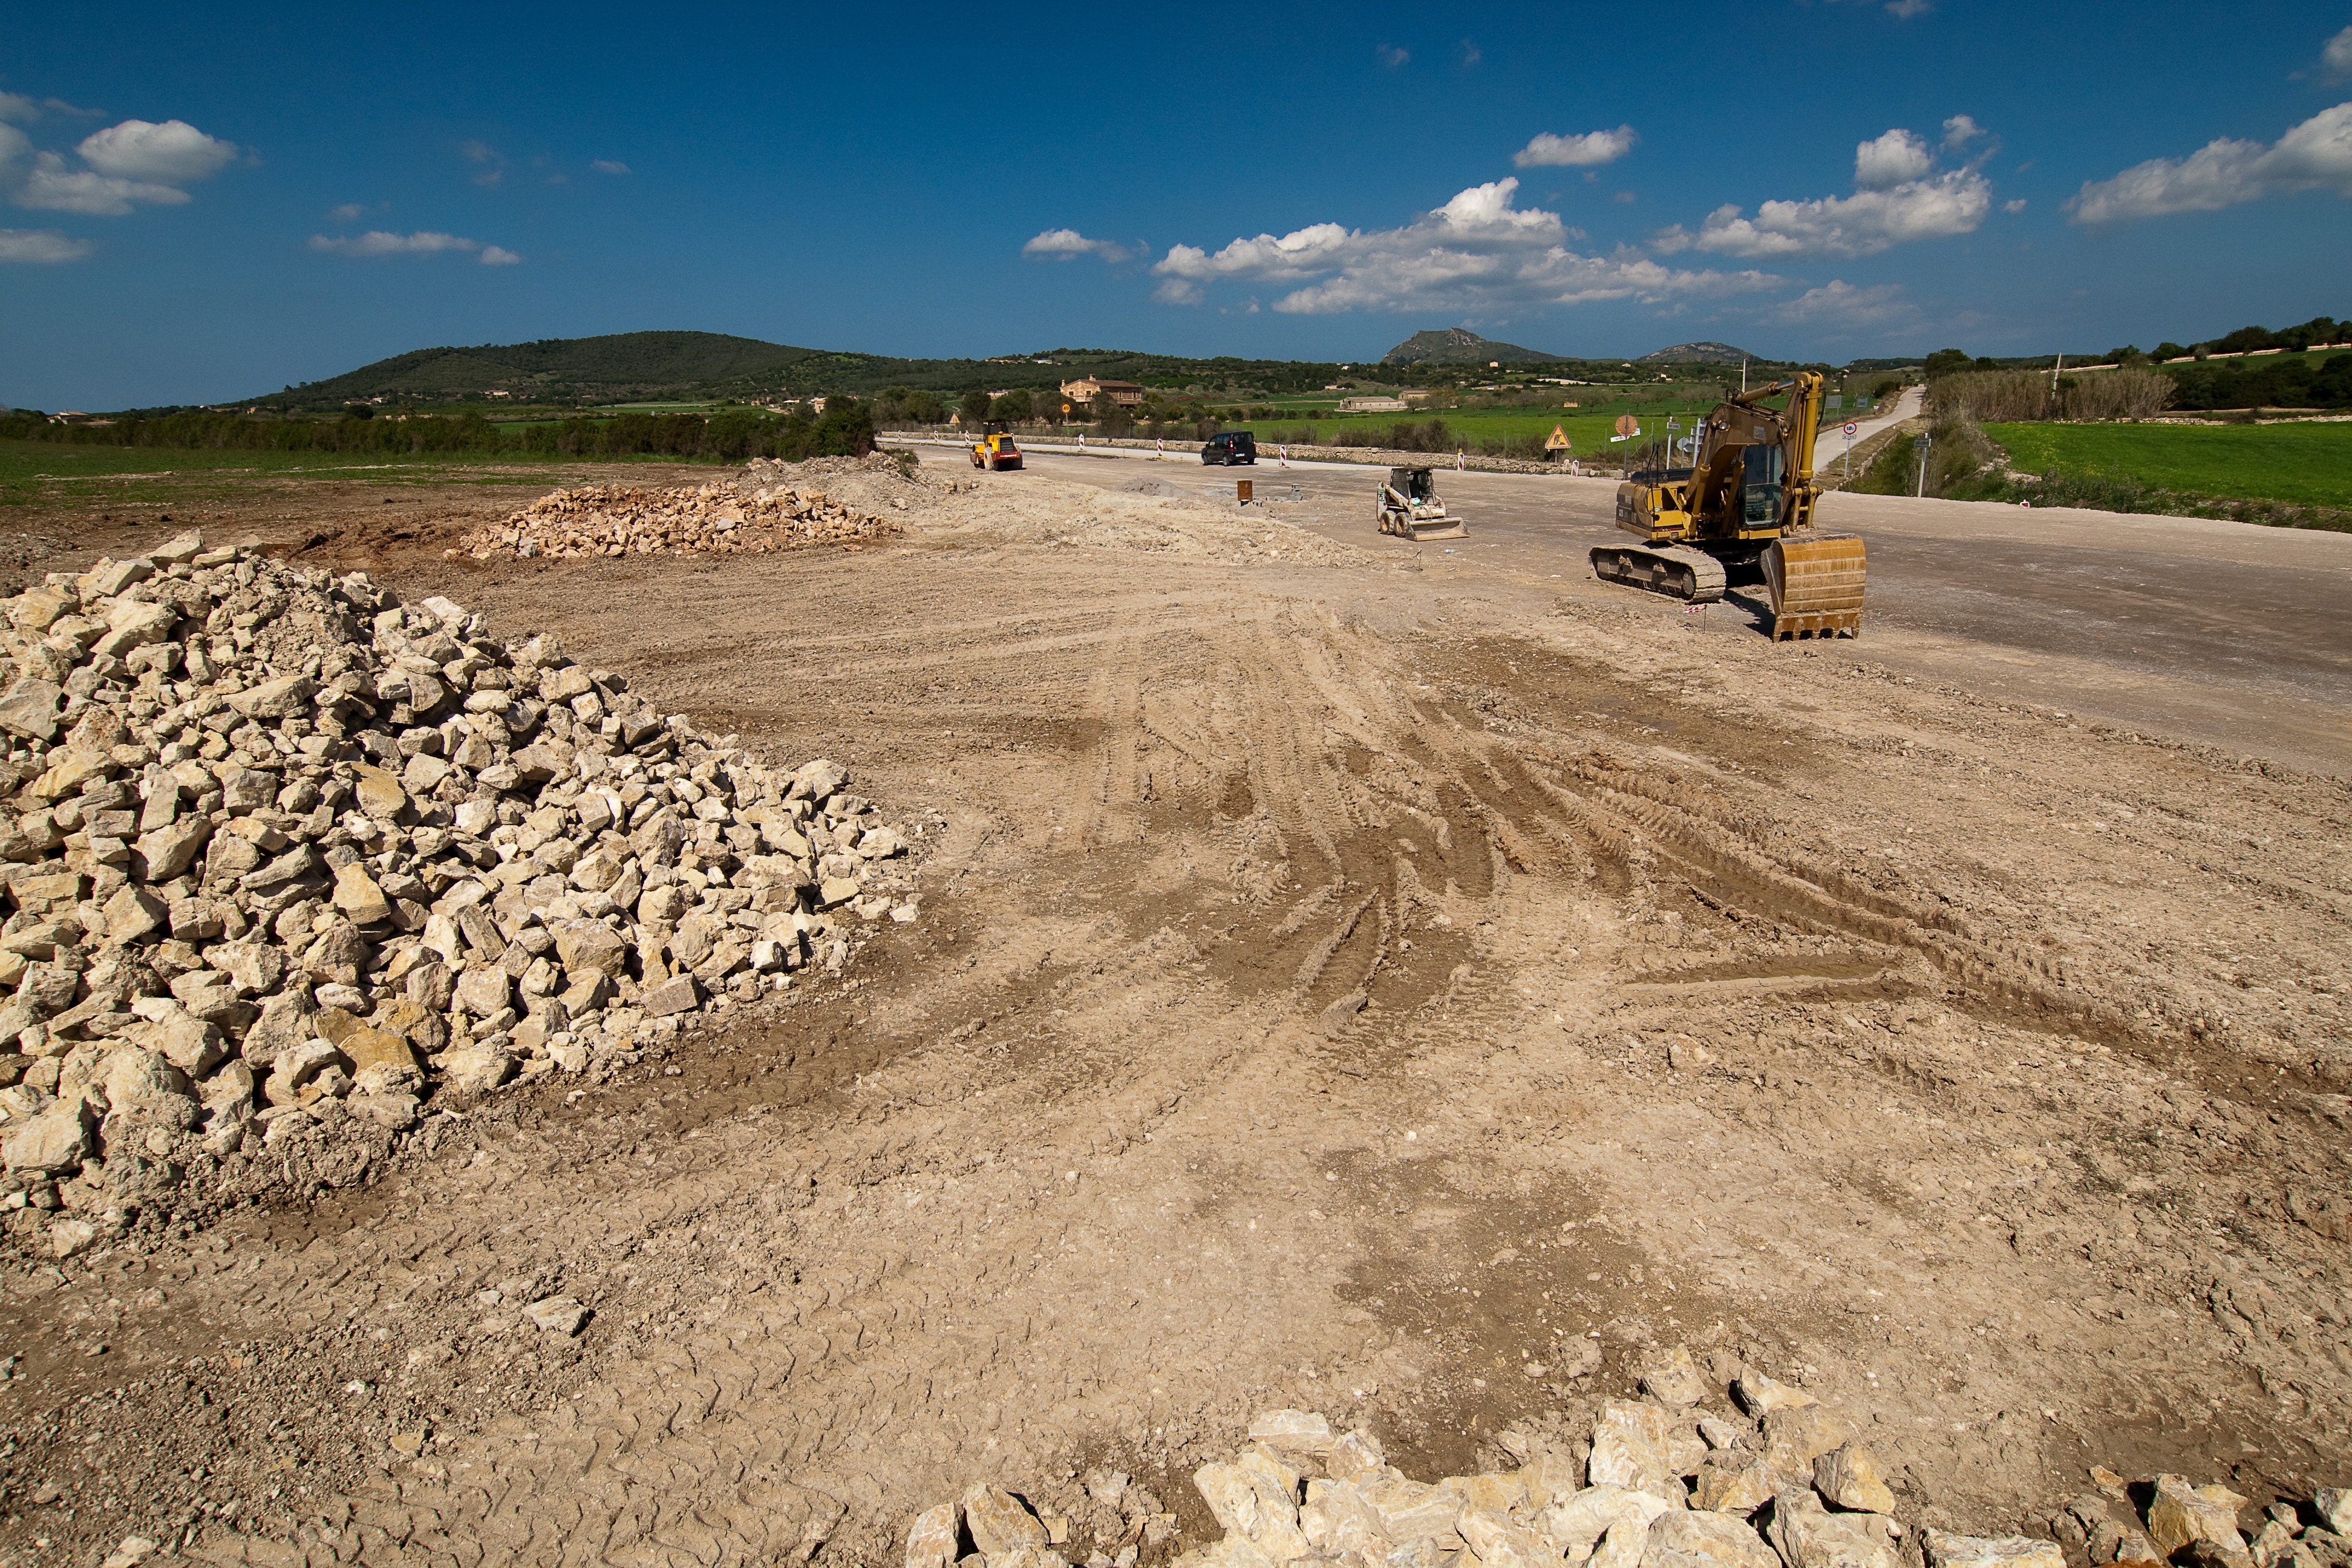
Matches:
[[1762, 535, 1867, 639]]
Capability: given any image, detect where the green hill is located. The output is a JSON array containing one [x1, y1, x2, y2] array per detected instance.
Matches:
[[269, 331, 840, 406], [1381, 328, 1567, 367], [257, 333, 1368, 410], [1639, 341, 1756, 366]]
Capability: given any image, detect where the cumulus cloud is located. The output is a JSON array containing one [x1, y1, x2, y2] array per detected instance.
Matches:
[[2324, 25, 2352, 82], [0, 226, 94, 263], [1854, 128, 1934, 189], [15, 151, 191, 215], [1022, 228, 1139, 263], [1771, 279, 1917, 326], [2068, 102, 2352, 223], [2, 113, 240, 215], [592, 159, 630, 175], [1654, 123, 1991, 256], [77, 119, 238, 183], [1942, 114, 1984, 148], [1514, 125, 1638, 168], [1153, 176, 1782, 315], [328, 202, 368, 221], [309, 230, 500, 259], [479, 245, 521, 265]]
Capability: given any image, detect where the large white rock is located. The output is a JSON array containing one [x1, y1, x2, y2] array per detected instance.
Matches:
[[1590, 1402, 1686, 1505]]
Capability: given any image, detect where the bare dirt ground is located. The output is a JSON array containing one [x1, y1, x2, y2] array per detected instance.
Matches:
[[0, 456, 2347, 1567]]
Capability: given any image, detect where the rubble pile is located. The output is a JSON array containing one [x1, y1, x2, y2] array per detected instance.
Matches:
[[910, 1351, 2352, 1568], [0, 532, 916, 1254], [463, 476, 898, 560]]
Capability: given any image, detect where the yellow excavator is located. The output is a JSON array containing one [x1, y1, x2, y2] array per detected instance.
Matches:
[[1591, 371, 1866, 639]]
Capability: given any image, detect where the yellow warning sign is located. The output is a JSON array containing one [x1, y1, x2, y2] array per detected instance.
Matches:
[[1544, 425, 1572, 451]]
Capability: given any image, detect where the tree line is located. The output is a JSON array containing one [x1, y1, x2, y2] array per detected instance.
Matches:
[[0, 402, 878, 462]]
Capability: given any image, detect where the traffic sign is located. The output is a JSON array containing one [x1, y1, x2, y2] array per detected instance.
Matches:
[[1544, 425, 1571, 451], [1843, 422, 1858, 437], [1613, 414, 1640, 437]]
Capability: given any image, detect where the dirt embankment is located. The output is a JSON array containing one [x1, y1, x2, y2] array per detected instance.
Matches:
[[0, 456, 2344, 1567]]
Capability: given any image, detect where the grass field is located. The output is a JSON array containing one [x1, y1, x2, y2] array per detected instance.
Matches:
[[0, 442, 606, 509], [1984, 420, 2352, 508]]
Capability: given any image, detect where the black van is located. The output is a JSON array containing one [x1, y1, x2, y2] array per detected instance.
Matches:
[[1200, 431, 1257, 465]]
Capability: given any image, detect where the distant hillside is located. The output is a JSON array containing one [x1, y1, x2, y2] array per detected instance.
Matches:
[[1640, 341, 1756, 365], [264, 330, 840, 406], [252, 332, 1365, 410], [1381, 328, 1566, 367]]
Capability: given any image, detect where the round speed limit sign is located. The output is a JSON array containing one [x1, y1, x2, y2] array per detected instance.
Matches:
[[1843, 422, 1858, 436]]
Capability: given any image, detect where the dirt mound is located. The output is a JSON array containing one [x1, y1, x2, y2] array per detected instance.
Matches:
[[0, 532, 913, 1259], [745, 451, 949, 518]]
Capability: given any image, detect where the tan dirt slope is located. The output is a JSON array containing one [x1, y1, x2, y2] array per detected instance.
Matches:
[[0, 461, 2345, 1566]]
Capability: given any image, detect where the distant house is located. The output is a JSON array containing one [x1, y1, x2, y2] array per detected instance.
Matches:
[[1060, 377, 1145, 407], [1340, 396, 1408, 413]]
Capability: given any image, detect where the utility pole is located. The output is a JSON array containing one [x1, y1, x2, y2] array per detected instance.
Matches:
[[1913, 431, 1932, 497]]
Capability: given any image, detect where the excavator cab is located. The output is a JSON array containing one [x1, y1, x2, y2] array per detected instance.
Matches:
[[1740, 443, 1785, 528]]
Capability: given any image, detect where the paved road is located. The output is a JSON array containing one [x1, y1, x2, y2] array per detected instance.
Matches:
[[905, 439, 2352, 773]]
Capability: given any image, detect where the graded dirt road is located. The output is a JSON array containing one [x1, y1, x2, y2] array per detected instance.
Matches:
[[1, 456, 2347, 1567], [999, 442, 2352, 775]]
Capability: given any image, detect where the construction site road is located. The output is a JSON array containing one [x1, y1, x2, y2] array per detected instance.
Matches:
[[993, 443, 2352, 776]]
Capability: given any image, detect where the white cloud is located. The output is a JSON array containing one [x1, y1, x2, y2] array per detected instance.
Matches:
[[77, 119, 238, 183], [2068, 102, 2352, 223], [1514, 125, 1638, 168], [1886, 0, 1930, 16], [1654, 124, 1991, 256], [310, 230, 485, 257], [1378, 45, 1409, 67], [0, 93, 100, 123], [2324, 25, 2352, 82], [2, 114, 238, 215], [1771, 279, 1917, 326], [1855, 128, 1933, 189], [1153, 176, 1783, 315], [592, 159, 630, 175], [0, 227, 94, 263], [1942, 114, 1984, 148], [15, 150, 191, 214], [1022, 228, 1138, 263], [328, 202, 368, 221], [479, 245, 521, 265], [2004, 197, 2027, 212], [462, 140, 504, 187]]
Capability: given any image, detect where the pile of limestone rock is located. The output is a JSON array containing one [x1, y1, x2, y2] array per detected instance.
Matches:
[[0, 532, 914, 1255], [462, 475, 898, 560], [909, 1350, 2352, 1568]]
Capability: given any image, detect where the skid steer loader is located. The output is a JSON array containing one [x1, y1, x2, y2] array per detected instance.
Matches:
[[1376, 467, 1466, 541]]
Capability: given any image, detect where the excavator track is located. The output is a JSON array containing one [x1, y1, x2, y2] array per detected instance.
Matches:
[[1762, 534, 1867, 639], [1589, 544, 1728, 604]]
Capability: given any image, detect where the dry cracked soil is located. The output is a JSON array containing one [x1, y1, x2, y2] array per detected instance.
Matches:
[[0, 454, 2346, 1567]]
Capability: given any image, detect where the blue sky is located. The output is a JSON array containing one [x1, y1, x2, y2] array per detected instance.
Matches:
[[4, 1, 2348, 410]]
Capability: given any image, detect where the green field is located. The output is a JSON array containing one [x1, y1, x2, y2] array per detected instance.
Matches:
[[0, 441, 601, 509], [1984, 420, 2352, 508]]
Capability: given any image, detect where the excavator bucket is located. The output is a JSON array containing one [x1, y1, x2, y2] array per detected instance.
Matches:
[[1404, 512, 1466, 541], [1762, 535, 1867, 639]]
